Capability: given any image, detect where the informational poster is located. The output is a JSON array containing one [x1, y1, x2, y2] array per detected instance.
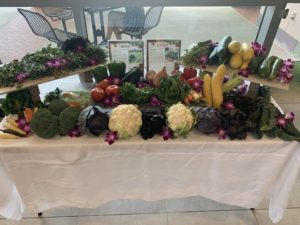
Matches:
[[109, 41, 144, 72], [147, 40, 181, 74]]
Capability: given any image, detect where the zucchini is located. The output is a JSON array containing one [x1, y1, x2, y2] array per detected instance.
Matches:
[[249, 55, 266, 74], [122, 66, 144, 85], [269, 58, 283, 80], [258, 56, 278, 78], [216, 36, 232, 58]]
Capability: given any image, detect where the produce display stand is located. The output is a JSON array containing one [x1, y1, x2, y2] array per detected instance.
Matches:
[[0, 64, 101, 96], [203, 65, 289, 91]]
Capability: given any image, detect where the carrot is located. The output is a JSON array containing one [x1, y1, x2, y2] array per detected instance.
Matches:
[[187, 94, 193, 102], [24, 108, 33, 123]]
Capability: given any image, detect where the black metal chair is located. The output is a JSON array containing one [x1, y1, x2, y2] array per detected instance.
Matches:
[[120, 7, 164, 39], [18, 8, 77, 47], [41, 7, 73, 34]]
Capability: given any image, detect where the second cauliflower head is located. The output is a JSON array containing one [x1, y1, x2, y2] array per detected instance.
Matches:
[[108, 104, 142, 139], [166, 103, 196, 137]]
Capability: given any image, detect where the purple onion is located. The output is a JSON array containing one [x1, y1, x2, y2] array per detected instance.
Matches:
[[111, 95, 120, 105], [191, 79, 203, 92]]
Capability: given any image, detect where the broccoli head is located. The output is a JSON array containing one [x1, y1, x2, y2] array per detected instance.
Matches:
[[48, 99, 68, 116], [59, 106, 81, 136], [30, 109, 59, 139]]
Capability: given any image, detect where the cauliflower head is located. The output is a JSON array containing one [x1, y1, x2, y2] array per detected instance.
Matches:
[[109, 104, 142, 139], [166, 103, 196, 137]]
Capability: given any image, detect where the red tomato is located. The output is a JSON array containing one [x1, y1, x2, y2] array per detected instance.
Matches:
[[91, 87, 105, 102], [96, 79, 110, 90], [105, 85, 120, 96]]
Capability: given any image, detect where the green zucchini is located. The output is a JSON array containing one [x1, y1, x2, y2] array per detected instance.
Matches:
[[258, 56, 278, 77], [269, 58, 283, 80], [216, 36, 232, 58], [249, 55, 266, 74], [122, 66, 143, 85], [208, 46, 218, 64]]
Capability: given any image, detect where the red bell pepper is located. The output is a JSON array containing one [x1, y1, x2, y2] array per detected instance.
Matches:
[[182, 67, 197, 80]]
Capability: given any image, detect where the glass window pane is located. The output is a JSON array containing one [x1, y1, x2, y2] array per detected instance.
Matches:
[[269, 3, 300, 60]]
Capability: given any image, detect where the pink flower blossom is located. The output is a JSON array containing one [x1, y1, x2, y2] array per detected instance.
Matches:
[[284, 112, 295, 122], [223, 102, 235, 110], [105, 131, 118, 145], [217, 128, 226, 140], [15, 72, 28, 83], [251, 42, 266, 56], [276, 117, 287, 128], [198, 55, 208, 69], [161, 127, 173, 141], [150, 96, 161, 106], [68, 127, 81, 137]]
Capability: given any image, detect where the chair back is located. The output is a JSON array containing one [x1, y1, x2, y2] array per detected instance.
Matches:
[[143, 7, 164, 34], [120, 7, 164, 39], [18, 8, 61, 43]]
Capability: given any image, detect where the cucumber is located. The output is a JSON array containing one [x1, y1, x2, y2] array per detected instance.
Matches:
[[249, 55, 266, 74], [269, 58, 283, 80], [258, 56, 278, 77], [208, 46, 218, 64]]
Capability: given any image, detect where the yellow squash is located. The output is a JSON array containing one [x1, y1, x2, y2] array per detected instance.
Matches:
[[203, 74, 212, 107], [229, 53, 243, 69], [212, 64, 225, 108]]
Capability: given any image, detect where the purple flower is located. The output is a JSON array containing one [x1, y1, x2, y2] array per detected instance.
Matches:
[[276, 117, 287, 128], [89, 58, 97, 66], [15, 72, 28, 83], [45, 58, 67, 70], [210, 41, 218, 48], [75, 45, 84, 52], [217, 128, 226, 140], [251, 42, 266, 56], [23, 124, 31, 134], [105, 131, 118, 145], [150, 96, 161, 106], [284, 112, 295, 122], [277, 59, 294, 84], [68, 127, 81, 138], [238, 68, 250, 78], [198, 55, 208, 69], [161, 127, 173, 141], [223, 102, 235, 110]]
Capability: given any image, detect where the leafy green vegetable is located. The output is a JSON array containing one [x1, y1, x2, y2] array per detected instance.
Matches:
[[121, 82, 154, 104], [91, 65, 108, 83], [153, 75, 190, 104], [30, 109, 59, 139], [181, 40, 213, 66], [44, 88, 62, 105], [1, 89, 34, 116]]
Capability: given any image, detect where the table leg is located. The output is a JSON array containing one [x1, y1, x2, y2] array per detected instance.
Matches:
[[99, 10, 106, 40], [62, 20, 68, 35], [90, 10, 98, 44]]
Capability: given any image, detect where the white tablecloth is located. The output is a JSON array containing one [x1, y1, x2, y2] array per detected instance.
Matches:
[[0, 132, 299, 223]]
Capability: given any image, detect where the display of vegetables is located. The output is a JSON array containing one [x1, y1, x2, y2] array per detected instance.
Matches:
[[166, 103, 196, 137], [108, 104, 142, 139]]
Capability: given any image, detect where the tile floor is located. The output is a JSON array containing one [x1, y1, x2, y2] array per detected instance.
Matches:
[[0, 6, 300, 225]]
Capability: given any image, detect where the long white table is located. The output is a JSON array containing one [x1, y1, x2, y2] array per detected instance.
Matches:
[[0, 132, 299, 223]]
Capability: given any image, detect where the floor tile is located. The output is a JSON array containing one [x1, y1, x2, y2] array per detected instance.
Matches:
[[78, 199, 166, 216], [255, 208, 300, 225], [167, 210, 258, 225], [165, 196, 242, 213], [77, 213, 167, 225]]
